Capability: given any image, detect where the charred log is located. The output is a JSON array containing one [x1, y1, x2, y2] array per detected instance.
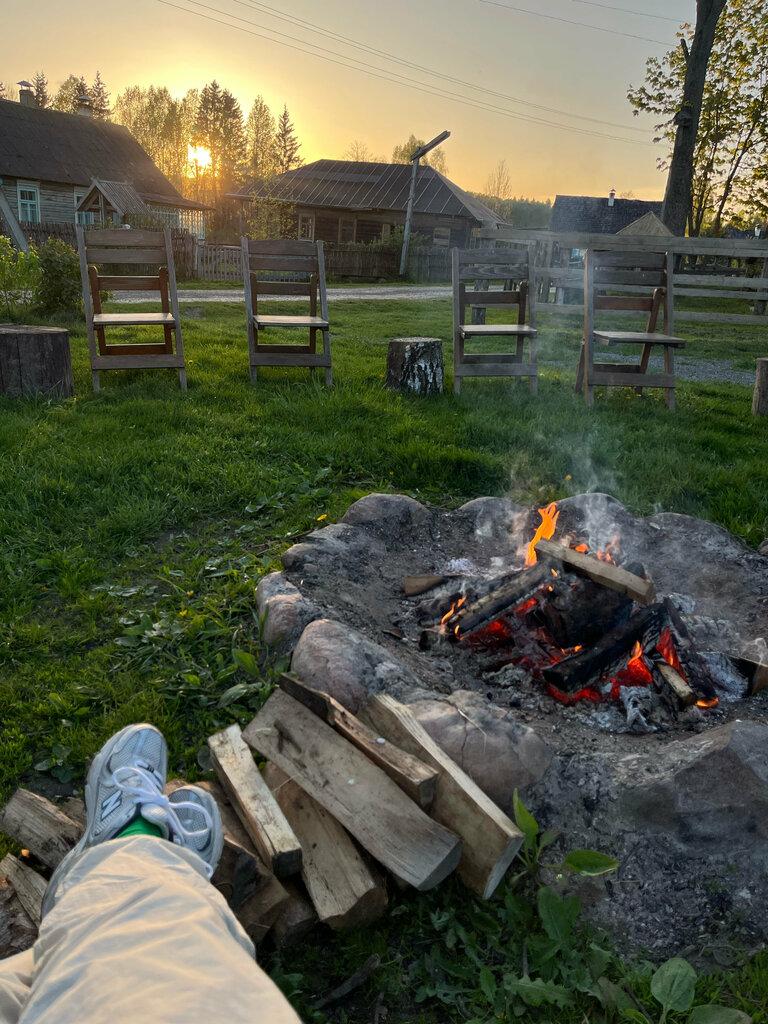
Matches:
[[663, 599, 719, 703], [529, 574, 634, 649], [542, 604, 665, 693], [445, 564, 551, 637]]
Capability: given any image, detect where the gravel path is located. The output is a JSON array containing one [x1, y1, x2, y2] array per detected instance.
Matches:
[[121, 285, 451, 304]]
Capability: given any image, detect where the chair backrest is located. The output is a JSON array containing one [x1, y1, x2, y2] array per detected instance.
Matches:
[[241, 238, 327, 320], [585, 249, 674, 335], [76, 226, 178, 319], [452, 245, 536, 328]]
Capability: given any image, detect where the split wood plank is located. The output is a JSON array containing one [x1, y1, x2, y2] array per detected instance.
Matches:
[[242, 690, 462, 891], [0, 854, 47, 925], [263, 762, 388, 929], [730, 654, 768, 696], [0, 790, 82, 869], [358, 695, 523, 899], [278, 673, 438, 808], [535, 539, 656, 605], [404, 574, 448, 597], [654, 661, 696, 708], [207, 724, 302, 878], [165, 777, 290, 942]]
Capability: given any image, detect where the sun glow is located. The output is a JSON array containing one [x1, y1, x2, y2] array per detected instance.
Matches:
[[187, 144, 212, 170]]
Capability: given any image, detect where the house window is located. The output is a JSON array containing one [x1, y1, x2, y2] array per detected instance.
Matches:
[[339, 217, 355, 243], [298, 214, 314, 240], [17, 183, 40, 224], [74, 190, 94, 226], [432, 226, 451, 247]]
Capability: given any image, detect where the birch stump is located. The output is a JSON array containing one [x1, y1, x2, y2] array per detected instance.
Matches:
[[753, 358, 768, 416], [0, 326, 73, 398], [386, 337, 444, 394]]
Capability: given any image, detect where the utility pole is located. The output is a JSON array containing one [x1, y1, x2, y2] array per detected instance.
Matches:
[[399, 131, 450, 277]]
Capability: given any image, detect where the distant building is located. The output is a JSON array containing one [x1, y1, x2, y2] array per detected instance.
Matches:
[[550, 191, 663, 234], [0, 91, 208, 242], [231, 159, 507, 247]]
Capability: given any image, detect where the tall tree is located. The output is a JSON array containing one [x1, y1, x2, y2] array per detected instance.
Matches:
[[345, 139, 372, 161], [52, 75, 89, 113], [391, 134, 448, 175], [33, 72, 49, 109], [484, 159, 512, 200], [112, 85, 200, 193], [629, 0, 767, 234], [90, 70, 110, 119], [245, 96, 277, 180], [273, 105, 303, 173], [193, 81, 246, 200]]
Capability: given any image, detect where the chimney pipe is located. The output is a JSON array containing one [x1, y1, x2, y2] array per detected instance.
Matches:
[[76, 94, 94, 117], [17, 80, 35, 108], [608, 188, 616, 207]]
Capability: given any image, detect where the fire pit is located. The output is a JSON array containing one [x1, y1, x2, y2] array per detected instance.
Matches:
[[258, 492, 768, 959]]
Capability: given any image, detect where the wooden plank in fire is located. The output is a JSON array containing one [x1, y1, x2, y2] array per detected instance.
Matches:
[[663, 599, 719, 703], [730, 655, 768, 696], [442, 563, 551, 636], [534, 539, 656, 605], [542, 604, 665, 693], [651, 659, 697, 708]]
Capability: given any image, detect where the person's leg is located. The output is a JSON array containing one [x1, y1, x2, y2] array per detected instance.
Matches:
[[20, 837, 299, 1024], [0, 950, 33, 1024]]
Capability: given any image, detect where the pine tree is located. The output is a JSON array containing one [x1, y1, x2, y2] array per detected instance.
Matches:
[[90, 71, 110, 119], [33, 72, 49, 108], [52, 75, 89, 113], [273, 105, 303, 173], [193, 81, 246, 200]]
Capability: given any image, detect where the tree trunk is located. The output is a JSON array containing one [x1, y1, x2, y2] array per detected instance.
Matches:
[[661, 0, 727, 237]]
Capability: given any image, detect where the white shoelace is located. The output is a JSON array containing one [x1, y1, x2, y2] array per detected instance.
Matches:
[[112, 764, 215, 877]]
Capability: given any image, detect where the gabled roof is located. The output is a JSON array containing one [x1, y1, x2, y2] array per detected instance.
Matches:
[[232, 160, 506, 225], [78, 180, 153, 217], [550, 194, 663, 234], [617, 211, 672, 236], [0, 99, 208, 211]]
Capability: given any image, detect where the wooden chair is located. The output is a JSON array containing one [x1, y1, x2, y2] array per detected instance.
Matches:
[[451, 245, 538, 395], [575, 249, 685, 410], [76, 227, 186, 392], [241, 238, 331, 385]]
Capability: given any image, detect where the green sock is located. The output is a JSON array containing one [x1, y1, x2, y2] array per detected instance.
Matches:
[[117, 817, 164, 840]]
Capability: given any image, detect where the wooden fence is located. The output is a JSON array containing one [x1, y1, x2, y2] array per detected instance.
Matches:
[[193, 241, 450, 282], [475, 227, 768, 327]]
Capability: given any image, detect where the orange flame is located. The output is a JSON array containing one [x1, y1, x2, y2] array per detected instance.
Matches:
[[574, 543, 588, 553], [526, 503, 560, 566], [696, 697, 719, 708], [441, 595, 466, 629]]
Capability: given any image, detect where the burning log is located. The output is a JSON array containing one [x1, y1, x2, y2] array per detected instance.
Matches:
[[534, 540, 656, 605], [542, 604, 665, 694], [530, 573, 633, 649], [663, 600, 719, 705], [442, 563, 551, 637], [651, 659, 697, 708], [279, 673, 438, 808]]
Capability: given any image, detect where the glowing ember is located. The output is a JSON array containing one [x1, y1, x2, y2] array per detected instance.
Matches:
[[696, 697, 719, 708], [526, 502, 560, 566], [574, 543, 589, 553]]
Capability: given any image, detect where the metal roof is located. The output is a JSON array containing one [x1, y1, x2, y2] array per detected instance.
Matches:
[[233, 160, 506, 224], [0, 99, 208, 211]]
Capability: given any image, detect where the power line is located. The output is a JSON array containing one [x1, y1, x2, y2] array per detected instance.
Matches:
[[570, 0, 685, 23], [478, 0, 670, 45], [225, 0, 648, 134], [156, 0, 653, 146]]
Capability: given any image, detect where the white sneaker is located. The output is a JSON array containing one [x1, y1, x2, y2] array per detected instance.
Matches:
[[167, 786, 223, 877]]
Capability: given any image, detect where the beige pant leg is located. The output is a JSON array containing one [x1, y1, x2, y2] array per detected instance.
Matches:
[[20, 837, 300, 1024], [0, 951, 33, 1024]]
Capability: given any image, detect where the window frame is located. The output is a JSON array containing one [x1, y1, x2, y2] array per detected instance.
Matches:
[[17, 181, 40, 224], [298, 213, 315, 241], [73, 189, 94, 226]]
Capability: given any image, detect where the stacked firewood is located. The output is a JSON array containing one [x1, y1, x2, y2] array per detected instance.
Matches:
[[0, 676, 524, 948]]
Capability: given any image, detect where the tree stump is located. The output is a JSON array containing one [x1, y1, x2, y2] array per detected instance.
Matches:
[[386, 337, 444, 395], [753, 358, 768, 416], [0, 325, 73, 399]]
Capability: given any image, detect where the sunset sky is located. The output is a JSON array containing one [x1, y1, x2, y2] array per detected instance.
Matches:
[[4, 0, 690, 201]]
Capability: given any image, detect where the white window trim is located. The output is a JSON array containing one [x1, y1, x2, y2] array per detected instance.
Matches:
[[17, 181, 40, 224], [298, 213, 315, 241]]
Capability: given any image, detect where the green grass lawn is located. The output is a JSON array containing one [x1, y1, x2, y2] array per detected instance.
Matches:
[[1, 297, 767, 1021]]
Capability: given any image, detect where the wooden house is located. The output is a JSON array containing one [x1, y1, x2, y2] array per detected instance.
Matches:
[[230, 160, 507, 247], [549, 192, 663, 235], [0, 93, 208, 245]]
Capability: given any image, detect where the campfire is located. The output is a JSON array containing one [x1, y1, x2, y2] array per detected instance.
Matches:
[[408, 500, 767, 733]]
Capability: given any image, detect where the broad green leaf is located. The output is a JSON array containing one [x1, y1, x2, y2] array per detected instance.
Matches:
[[588, 943, 613, 980], [620, 1010, 650, 1023], [232, 648, 259, 676], [538, 827, 561, 851], [597, 977, 636, 1011], [537, 886, 580, 946], [217, 682, 250, 707], [689, 1006, 752, 1024], [650, 957, 697, 1013], [478, 965, 497, 1003], [512, 789, 538, 841], [562, 849, 619, 876], [503, 973, 572, 1008]]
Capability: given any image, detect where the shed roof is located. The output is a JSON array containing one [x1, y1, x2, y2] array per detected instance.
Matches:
[[78, 180, 153, 217], [617, 211, 672, 236], [232, 160, 506, 225], [550, 194, 663, 234], [0, 99, 208, 211]]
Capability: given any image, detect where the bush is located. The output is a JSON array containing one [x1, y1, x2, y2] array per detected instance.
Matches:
[[35, 238, 82, 317], [0, 236, 40, 320]]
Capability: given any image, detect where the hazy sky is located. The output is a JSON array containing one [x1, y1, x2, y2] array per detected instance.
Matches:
[[4, 0, 690, 200]]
